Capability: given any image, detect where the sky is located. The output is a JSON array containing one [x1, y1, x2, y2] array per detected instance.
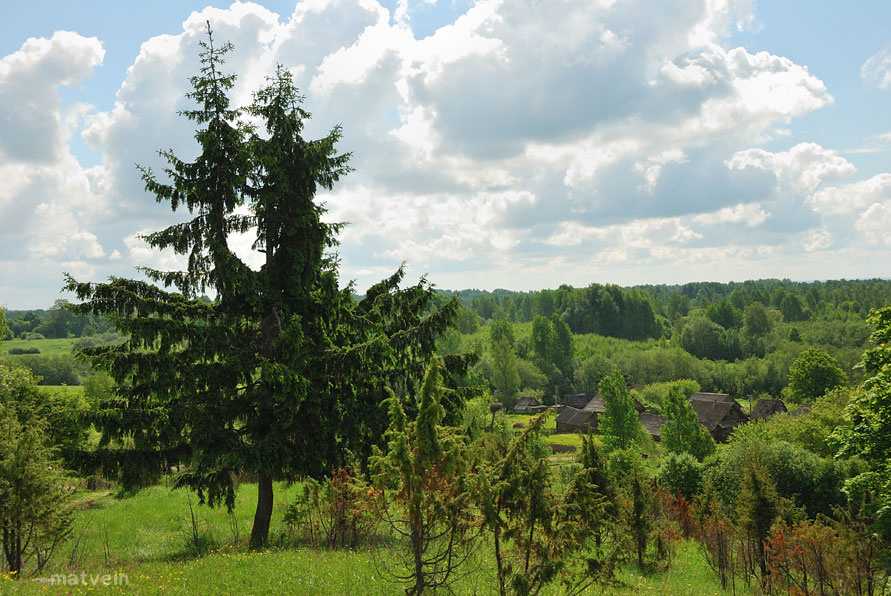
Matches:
[[2, 0, 891, 310]]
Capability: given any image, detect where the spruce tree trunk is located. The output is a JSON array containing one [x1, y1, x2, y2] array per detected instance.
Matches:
[[250, 471, 274, 549], [411, 501, 425, 595]]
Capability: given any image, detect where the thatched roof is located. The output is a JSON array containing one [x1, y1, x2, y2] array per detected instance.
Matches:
[[582, 393, 645, 414], [688, 398, 748, 442], [689, 400, 735, 432], [561, 393, 593, 409], [689, 392, 736, 404], [751, 399, 787, 420], [514, 397, 541, 412], [582, 394, 605, 413], [638, 412, 668, 441], [554, 407, 595, 433], [792, 403, 814, 418]]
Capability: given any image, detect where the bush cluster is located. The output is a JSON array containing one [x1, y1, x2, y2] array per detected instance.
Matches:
[[7, 347, 40, 355]]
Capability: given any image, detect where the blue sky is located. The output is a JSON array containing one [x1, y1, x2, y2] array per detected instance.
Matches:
[[2, 0, 891, 309]]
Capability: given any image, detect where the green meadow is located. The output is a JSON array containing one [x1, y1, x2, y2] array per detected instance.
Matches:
[[2, 481, 738, 596], [2, 337, 78, 358]]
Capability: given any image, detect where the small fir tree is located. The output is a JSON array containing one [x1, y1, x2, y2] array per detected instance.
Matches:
[[736, 453, 779, 581], [370, 358, 474, 596], [473, 420, 613, 596]]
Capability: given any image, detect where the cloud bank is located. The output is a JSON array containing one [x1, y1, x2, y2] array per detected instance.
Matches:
[[1, 0, 890, 308]]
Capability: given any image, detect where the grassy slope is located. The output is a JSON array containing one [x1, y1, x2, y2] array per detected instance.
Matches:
[[3, 481, 742, 595]]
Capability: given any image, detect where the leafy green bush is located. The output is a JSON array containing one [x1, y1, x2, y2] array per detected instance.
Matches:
[[785, 348, 847, 403], [703, 430, 850, 518], [636, 379, 700, 413], [16, 354, 85, 385], [284, 468, 378, 549], [760, 388, 849, 457], [657, 452, 703, 499], [7, 347, 40, 355], [607, 446, 642, 481]]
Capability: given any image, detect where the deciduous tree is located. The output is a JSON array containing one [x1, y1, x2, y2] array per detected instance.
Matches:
[[0, 367, 72, 577], [598, 369, 643, 452], [661, 385, 715, 461], [836, 306, 891, 542], [786, 347, 847, 403], [491, 335, 521, 405]]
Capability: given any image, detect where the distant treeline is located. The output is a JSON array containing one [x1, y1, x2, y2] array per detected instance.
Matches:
[[439, 278, 891, 341], [3, 299, 116, 340]]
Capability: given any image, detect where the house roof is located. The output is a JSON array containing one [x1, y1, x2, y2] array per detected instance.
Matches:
[[514, 397, 541, 410], [561, 393, 593, 409], [792, 403, 814, 418], [751, 399, 788, 419], [689, 392, 736, 404], [689, 399, 744, 432], [582, 394, 605, 413], [582, 393, 645, 413], [638, 412, 668, 439], [555, 407, 595, 429]]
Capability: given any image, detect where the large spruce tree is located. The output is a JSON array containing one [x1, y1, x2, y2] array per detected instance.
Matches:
[[66, 25, 465, 548]]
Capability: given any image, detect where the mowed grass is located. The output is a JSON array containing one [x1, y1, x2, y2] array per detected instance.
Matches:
[[2, 337, 79, 357], [2, 480, 742, 596]]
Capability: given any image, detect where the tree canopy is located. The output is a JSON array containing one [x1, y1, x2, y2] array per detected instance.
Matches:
[[836, 306, 891, 537], [597, 368, 643, 452], [786, 348, 847, 403], [661, 384, 715, 461]]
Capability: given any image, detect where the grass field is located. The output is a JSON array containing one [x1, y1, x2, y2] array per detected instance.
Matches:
[[39, 384, 85, 397], [2, 337, 79, 357], [2, 481, 743, 595]]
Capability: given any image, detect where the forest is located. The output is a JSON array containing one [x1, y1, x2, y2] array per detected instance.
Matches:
[[2, 27, 891, 596]]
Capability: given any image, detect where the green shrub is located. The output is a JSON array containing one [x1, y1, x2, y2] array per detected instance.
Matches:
[[657, 452, 704, 500], [635, 379, 701, 414], [607, 446, 642, 481], [703, 433, 850, 518], [786, 348, 847, 403], [7, 347, 40, 355], [17, 354, 85, 385], [284, 468, 378, 549]]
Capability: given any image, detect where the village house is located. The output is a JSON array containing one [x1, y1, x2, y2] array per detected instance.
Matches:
[[688, 393, 749, 442]]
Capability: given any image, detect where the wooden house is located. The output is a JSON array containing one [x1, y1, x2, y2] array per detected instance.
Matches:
[[688, 394, 748, 442], [554, 407, 596, 433], [750, 398, 787, 420], [638, 411, 668, 441], [513, 396, 541, 413]]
